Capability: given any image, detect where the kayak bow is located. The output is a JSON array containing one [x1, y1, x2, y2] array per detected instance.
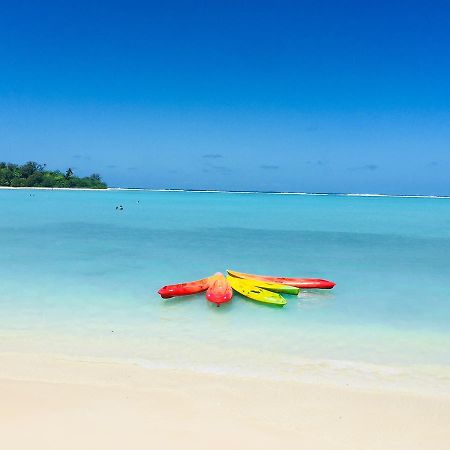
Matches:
[[206, 272, 233, 305]]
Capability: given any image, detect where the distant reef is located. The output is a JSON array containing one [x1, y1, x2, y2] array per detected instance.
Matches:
[[0, 161, 107, 189]]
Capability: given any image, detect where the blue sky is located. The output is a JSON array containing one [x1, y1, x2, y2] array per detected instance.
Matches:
[[1, 0, 449, 194]]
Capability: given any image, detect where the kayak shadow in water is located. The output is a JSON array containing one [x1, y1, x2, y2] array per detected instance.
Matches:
[[206, 299, 234, 311], [160, 294, 201, 307], [160, 295, 235, 310], [297, 289, 335, 309]]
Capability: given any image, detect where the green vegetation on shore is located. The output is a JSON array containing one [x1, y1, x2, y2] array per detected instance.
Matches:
[[0, 161, 107, 189]]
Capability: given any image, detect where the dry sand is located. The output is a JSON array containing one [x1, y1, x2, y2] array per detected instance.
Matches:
[[1, 353, 449, 450]]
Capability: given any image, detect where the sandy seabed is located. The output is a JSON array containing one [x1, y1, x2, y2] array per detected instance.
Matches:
[[1, 353, 449, 450]]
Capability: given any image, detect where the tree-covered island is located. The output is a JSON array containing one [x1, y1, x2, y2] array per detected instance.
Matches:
[[0, 161, 107, 189]]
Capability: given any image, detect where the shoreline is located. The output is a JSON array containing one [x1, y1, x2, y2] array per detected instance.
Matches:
[[2, 348, 450, 399], [1, 185, 449, 198], [1, 352, 449, 450]]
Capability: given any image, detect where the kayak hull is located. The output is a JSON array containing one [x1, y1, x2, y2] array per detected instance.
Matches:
[[227, 274, 299, 295], [206, 273, 233, 305], [227, 276, 287, 306], [158, 277, 210, 299], [227, 270, 335, 289]]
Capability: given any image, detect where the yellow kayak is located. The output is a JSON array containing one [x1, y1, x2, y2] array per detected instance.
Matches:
[[227, 276, 287, 306], [227, 270, 299, 295]]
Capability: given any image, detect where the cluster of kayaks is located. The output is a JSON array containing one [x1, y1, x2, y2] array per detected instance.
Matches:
[[158, 270, 335, 307]]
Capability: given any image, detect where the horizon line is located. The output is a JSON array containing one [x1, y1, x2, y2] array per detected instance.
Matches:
[[2, 186, 448, 199]]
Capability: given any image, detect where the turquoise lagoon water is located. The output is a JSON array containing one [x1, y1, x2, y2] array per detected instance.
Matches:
[[1, 189, 450, 390]]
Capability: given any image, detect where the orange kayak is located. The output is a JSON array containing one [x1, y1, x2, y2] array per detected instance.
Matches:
[[227, 270, 336, 289], [158, 277, 210, 299], [206, 273, 233, 306]]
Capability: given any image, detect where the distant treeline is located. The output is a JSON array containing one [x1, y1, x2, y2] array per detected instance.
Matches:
[[0, 161, 107, 189]]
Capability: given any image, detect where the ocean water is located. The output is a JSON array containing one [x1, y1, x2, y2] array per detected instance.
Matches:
[[1, 189, 450, 392]]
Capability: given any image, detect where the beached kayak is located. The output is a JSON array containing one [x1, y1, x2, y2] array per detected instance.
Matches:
[[227, 269, 336, 289], [158, 277, 210, 299], [227, 276, 287, 306], [206, 272, 233, 306]]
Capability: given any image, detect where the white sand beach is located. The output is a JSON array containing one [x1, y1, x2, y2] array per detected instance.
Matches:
[[1, 353, 449, 450]]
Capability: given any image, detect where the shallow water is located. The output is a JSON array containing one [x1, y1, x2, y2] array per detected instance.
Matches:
[[1, 189, 450, 391]]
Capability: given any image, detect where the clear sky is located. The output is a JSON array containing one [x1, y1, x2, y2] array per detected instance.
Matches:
[[1, 0, 449, 194]]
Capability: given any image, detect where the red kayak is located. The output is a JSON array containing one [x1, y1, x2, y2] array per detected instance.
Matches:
[[227, 270, 336, 289], [205, 273, 233, 306], [158, 277, 211, 299]]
